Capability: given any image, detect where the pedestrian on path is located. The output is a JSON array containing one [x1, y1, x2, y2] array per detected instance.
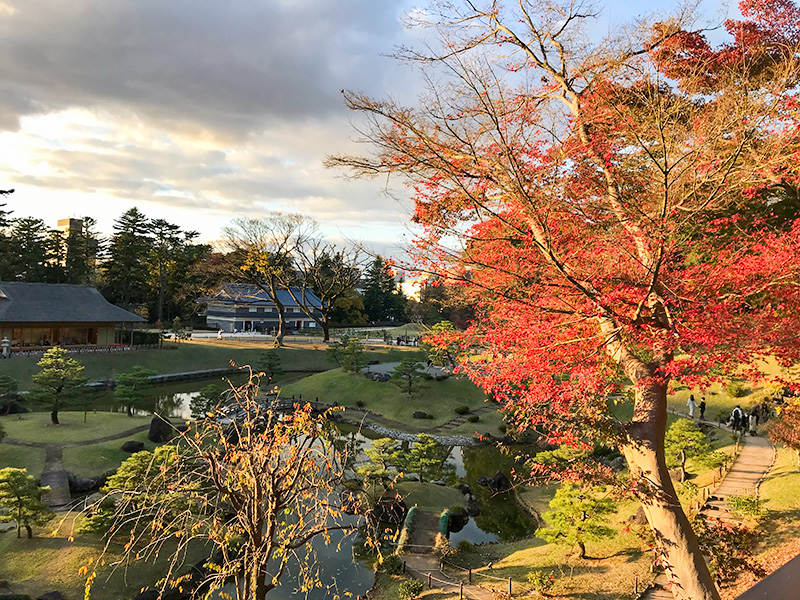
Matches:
[[687, 395, 697, 418], [699, 397, 707, 420], [732, 405, 743, 431], [749, 411, 758, 436]]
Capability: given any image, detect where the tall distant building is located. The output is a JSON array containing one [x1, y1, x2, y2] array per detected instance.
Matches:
[[57, 218, 83, 235]]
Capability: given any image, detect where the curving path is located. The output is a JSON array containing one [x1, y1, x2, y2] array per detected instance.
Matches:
[[638, 424, 775, 600], [1, 424, 150, 509]]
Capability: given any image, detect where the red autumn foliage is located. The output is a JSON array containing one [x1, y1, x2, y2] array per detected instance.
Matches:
[[331, 1, 800, 598]]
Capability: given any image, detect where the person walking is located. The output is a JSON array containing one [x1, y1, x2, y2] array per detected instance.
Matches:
[[749, 411, 758, 436], [687, 395, 698, 419], [732, 405, 743, 432], [699, 397, 707, 421]]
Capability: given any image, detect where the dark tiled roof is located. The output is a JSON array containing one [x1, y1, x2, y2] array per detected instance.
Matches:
[[0, 282, 146, 324], [198, 283, 322, 308]]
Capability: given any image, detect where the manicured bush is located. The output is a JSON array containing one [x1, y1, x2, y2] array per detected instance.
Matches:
[[454, 406, 470, 415], [527, 569, 557, 593], [398, 579, 425, 600], [379, 553, 405, 575], [467, 415, 480, 423], [725, 381, 748, 397], [355, 399, 365, 408]]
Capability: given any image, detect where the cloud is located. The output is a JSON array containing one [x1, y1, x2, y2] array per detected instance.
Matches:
[[0, 0, 422, 244]]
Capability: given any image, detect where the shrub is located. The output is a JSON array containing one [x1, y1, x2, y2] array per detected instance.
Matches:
[[456, 539, 475, 553], [435, 374, 450, 381], [468, 415, 480, 423], [380, 553, 404, 575], [355, 399, 365, 408], [527, 569, 557, 593], [398, 579, 425, 600], [728, 494, 766, 519], [498, 424, 507, 433], [454, 405, 470, 415], [725, 381, 748, 398]]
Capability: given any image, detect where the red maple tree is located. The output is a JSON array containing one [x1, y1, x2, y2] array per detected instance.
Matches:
[[330, 1, 800, 598]]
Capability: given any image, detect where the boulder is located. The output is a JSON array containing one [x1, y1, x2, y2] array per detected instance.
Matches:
[[431, 479, 446, 486], [83, 492, 104, 510], [148, 415, 174, 443], [121, 440, 145, 453], [458, 484, 472, 495], [448, 506, 469, 533], [668, 467, 685, 482], [464, 494, 481, 517], [609, 456, 627, 472], [67, 473, 97, 493], [37, 593, 65, 600], [488, 471, 512, 492], [476, 475, 491, 487], [175, 424, 190, 433], [628, 506, 648, 526]]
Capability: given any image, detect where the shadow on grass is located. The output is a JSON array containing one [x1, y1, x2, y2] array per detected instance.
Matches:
[[759, 508, 800, 547]]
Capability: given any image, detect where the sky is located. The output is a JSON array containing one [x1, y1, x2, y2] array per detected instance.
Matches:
[[0, 0, 738, 252]]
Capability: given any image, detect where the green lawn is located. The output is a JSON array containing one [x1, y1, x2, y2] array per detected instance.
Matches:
[[0, 339, 423, 390], [0, 442, 44, 475], [282, 368, 488, 430], [0, 412, 151, 443], [397, 482, 465, 510], [62, 430, 157, 478], [757, 446, 800, 551], [0, 514, 207, 600]]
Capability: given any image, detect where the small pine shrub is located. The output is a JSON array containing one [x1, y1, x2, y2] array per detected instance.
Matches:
[[398, 579, 425, 600], [468, 415, 480, 423], [527, 570, 557, 593], [456, 539, 475, 553], [455, 405, 470, 415], [380, 553, 404, 575], [728, 494, 766, 519], [725, 381, 748, 397], [355, 399, 365, 408]]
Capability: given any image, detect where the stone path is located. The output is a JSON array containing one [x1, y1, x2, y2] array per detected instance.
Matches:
[[639, 428, 775, 600], [430, 405, 497, 433], [1, 424, 150, 509]]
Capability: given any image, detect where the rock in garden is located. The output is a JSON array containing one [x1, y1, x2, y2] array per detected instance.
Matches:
[[609, 456, 627, 472], [458, 483, 472, 495], [37, 592, 65, 600], [175, 424, 190, 433], [628, 506, 648, 525], [668, 467, 685, 482], [464, 495, 481, 517], [83, 492, 103, 509], [477, 475, 491, 486], [148, 415, 174, 442], [121, 440, 144, 453], [488, 471, 511, 492], [412, 411, 428, 419], [66, 473, 97, 493]]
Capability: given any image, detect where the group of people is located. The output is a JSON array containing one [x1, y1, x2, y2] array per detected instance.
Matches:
[[686, 393, 770, 435]]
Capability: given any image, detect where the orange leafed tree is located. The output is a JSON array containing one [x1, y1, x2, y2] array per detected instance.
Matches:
[[329, 1, 800, 598]]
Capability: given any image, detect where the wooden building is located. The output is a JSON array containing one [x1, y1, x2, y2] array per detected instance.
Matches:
[[0, 282, 145, 351]]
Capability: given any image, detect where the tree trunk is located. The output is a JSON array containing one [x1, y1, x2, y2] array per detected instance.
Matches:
[[575, 540, 586, 559], [322, 318, 330, 343], [25, 524, 32, 539], [621, 379, 721, 600], [50, 407, 59, 425], [275, 304, 286, 347]]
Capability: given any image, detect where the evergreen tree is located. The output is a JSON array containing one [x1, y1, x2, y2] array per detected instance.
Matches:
[[0, 468, 52, 539], [64, 217, 101, 285], [390, 358, 425, 396], [362, 256, 406, 323], [114, 366, 157, 417], [30, 348, 88, 425], [7, 217, 48, 281], [0, 198, 13, 280], [103, 208, 152, 309]]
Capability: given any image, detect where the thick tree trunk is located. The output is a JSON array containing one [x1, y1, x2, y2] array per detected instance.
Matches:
[[24, 524, 32, 539], [622, 379, 720, 600], [322, 318, 330, 343], [50, 407, 59, 425]]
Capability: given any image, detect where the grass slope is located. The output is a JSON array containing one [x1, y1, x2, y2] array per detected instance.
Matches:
[[0, 339, 424, 390], [282, 368, 489, 429]]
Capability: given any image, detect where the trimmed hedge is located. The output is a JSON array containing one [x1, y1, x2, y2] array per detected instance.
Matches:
[[396, 506, 418, 553]]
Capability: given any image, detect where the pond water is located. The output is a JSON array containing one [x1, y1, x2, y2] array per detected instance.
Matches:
[[94, 380, 537, 592]]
